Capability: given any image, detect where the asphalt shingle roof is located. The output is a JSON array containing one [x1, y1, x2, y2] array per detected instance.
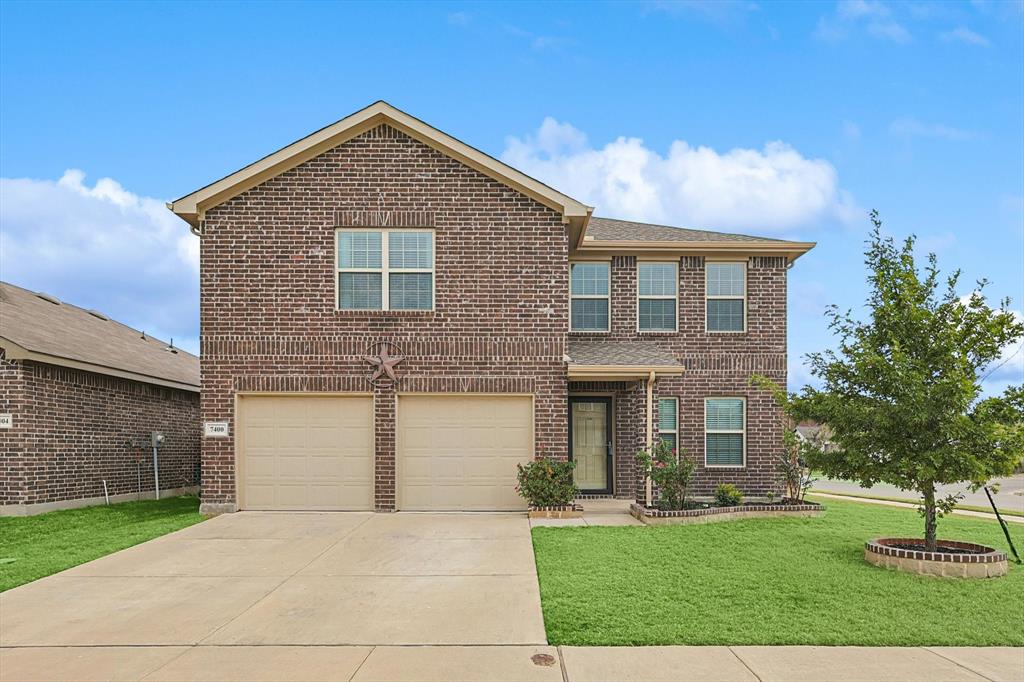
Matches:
[[585, 216, 789, 244], [567, 340, 681, 367], [0, 282, 199, 389]]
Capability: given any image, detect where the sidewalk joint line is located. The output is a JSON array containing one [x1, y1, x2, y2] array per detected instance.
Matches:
[[347, 645, 375, 682], [727, 646, 764, 682], [922, 647, 998, 682]]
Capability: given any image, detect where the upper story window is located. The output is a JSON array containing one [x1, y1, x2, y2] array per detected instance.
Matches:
[[706, 262, 746, 332], [638, 262, 678, 332], [705, 397, 745, 467], [337, 229, 434, 311], [570, 262, 610, 332]]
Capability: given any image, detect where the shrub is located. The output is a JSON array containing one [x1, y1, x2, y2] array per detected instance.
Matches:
[[635, 439, 695, 511], [516, 456, 577, 507], [714, 483, 743, 507]]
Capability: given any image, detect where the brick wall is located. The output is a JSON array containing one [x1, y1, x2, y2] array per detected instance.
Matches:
[[200, 124, 569, 511], [0, 354, 200, 508], [572, 255, 788, 499]]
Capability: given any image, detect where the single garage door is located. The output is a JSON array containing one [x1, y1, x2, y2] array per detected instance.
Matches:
[[238, 395, 374, 511], [397, 394, 534, 511]]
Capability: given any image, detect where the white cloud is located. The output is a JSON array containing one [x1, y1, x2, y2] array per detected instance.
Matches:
[[502, 118, 858, 234], [837, 0, 890, 19], [0, 170, 199, 353], [867, 20, 912, 42], [447, 11, 470, 27], [816, 0, 912, 43], [940, 26, 991, 46], [889, 116, 976, 141]]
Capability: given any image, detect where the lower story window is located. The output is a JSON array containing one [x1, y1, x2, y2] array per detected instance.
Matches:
[[705, 397, 744, 466], [658, 397, 678, 451]]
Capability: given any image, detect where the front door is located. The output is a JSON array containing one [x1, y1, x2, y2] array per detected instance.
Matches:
[[570, 397, 612, 494]]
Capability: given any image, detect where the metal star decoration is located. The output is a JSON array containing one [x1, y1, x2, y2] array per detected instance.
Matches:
[[364, 343, 404, 384]]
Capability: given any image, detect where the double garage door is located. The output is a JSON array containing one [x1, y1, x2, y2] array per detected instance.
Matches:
[[238, 394, 532, 511]]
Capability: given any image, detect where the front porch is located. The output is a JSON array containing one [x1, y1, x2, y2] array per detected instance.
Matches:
[[566, 340, 684, 505]]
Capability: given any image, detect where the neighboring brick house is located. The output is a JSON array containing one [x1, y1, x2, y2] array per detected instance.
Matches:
[[0, 282, 200, 515], [169, 101, 814, 514]]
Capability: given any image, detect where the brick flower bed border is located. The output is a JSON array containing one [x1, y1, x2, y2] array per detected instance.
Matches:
[[528, 503, 584, 519], [864, 537, 1008, 578], [629, 499, 823, 525]]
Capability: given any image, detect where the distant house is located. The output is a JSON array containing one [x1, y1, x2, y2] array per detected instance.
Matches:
[[794, 423, 838, 453], [0, 282, 200, 516]]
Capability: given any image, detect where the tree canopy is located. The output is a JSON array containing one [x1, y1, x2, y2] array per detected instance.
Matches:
[[796, 211, 1024, 549]]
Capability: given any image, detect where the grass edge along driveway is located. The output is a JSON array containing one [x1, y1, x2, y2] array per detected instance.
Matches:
[[0, 495, 204, 592], [531, 496, 1023, 647]]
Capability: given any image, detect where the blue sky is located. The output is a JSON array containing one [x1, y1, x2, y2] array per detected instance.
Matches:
[[1, 0, 1022, 393]]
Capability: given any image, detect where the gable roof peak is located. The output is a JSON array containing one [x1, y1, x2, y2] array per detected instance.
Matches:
[[169, 100, 592, 233]]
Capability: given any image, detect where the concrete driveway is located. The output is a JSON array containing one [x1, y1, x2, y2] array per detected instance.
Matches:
[[0, 511, 552, 681]]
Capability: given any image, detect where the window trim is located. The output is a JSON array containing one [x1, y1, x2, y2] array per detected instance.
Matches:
[[335, 228, 436, 312], [637, 260, 679, 333], [705, 260, 747, 333], [657, 397, 678, 453], [569, 260, 611, 333], [703, 396, 746, 468]]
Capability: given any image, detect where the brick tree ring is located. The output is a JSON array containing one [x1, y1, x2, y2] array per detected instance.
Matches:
[[864, 537, 1008, 578]]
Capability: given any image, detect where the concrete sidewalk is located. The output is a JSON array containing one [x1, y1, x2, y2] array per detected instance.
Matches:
[[1, 644, 1021, 681]]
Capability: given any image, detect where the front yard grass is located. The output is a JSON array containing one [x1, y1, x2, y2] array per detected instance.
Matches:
[[0, 495, 204, 592], [532, 496, 1023, 646]]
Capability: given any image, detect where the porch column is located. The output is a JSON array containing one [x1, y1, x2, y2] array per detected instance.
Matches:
[[645, 370, 654, 507]]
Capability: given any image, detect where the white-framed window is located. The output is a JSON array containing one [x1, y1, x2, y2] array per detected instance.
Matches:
[[704, 397, 745, 467], [570, 262, 610, 332], [638, 262, 678, 332], [658, 397, 678, 452], [336, 229, 434, 311], [706, 262, 746, 332]]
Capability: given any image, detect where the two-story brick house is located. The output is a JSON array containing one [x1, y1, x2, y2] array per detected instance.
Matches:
[[170, 101, 814, 515]]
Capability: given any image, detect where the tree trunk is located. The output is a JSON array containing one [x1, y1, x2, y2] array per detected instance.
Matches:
[[922, 482, 938, 552]]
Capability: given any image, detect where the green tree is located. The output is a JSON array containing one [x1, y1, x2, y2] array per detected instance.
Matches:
[[796, 211, 1024, 551]]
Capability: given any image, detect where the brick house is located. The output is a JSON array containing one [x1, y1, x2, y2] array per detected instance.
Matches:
[[0, 282, 200, 515], [169, 101, 814, 515]]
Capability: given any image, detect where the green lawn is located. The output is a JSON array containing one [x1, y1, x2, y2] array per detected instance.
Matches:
[[532, 496, 1024, 646], [0, 496, 204, 592]]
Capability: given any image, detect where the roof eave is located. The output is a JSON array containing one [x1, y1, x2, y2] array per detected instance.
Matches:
[[573, 239, 817, 262], [567, 364, 685, 381], [0, 336, 200, 393]]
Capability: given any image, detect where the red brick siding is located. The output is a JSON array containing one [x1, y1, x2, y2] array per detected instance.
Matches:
[[200, 124, 569, 510], [572, 255, 788, 499], [0, 355, 200, 507]]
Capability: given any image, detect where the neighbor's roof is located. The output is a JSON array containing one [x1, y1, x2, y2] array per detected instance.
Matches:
[[169, 100, 593, 230], [566, 341, 683, 381], [578, 216, 816, 261], [0, 282, 199, 392]]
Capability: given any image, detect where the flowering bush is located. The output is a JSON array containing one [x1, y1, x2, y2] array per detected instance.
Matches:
[[635, 439, 695, 511], [516, 452, 578, 507]]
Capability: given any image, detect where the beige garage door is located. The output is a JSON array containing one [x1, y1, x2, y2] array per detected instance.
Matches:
[[238, 395, 374, 511], [397, 395, 533, 511]]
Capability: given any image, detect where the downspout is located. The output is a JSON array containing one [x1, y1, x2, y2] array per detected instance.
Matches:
[[645, 370, 655, 507]]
